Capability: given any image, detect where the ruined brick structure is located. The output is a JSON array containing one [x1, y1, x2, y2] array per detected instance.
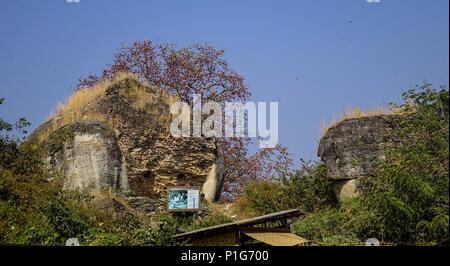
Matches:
[[29, 77, 225, 202]]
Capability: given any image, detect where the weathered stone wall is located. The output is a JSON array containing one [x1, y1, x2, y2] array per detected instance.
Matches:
[[318, 115, 404, 202], [44, 120, 128, 192], [93, 79, 225, 200], [31, 78, 225, 202]]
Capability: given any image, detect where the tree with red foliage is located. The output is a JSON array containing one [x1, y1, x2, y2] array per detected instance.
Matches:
[[77, 40, 292, 199], [78, 40, 250, 103], [220, 138, 292, 200]]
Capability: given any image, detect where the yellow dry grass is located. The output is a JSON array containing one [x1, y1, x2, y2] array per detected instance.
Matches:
[[37, 72, 177, 142], [320, 105, 401, 138], [207, 202, 234, 219], [122, 81, 178, 113], [45, 72, 137, 122]]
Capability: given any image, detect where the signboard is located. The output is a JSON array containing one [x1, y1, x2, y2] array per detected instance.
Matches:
[[167, 186, 200, 212]]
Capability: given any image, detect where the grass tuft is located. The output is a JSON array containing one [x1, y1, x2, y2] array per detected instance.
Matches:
[[320, 105, 401, 138], [36, 72, 177, 143]]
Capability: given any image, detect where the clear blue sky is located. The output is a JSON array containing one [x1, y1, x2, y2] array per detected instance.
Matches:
[[0, 0, 448, 161]]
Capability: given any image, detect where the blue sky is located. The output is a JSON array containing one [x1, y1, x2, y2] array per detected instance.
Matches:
[[0, 0, 448, 161]]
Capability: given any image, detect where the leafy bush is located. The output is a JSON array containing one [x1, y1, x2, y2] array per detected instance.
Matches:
[[232, 181, 291, 219], [290, 207, 362, 246], [247, 85, 449, 246], [283, 160, 336, 213], [127, 213, 189, 246], [0, 100, 117, 245], [359, 84, 449, 245], [45, 190, 98, 241], [195, 210, 233, 229], [2, 83, 447, 246], [0, 110, 58, 244], [232, 161, 336, 219], [294, 85, 449, 246]]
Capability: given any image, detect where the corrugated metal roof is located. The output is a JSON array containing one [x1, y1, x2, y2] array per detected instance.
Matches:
[[243, 232, 309, 246], [173, 209, 302, 239]]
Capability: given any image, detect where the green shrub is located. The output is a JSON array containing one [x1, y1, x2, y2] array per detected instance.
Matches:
[[232, 181, 291, 219], [232, 161, 336, 219], [0, 101, 113, 245], [360, 85, 449, 245], [195, 209, 233, 229], [290, 208, 361, 246], [129, 213, 191, 246], [0, 98, 230, 246], [283, 161, 336, 213], [45, 190, 97, 242]]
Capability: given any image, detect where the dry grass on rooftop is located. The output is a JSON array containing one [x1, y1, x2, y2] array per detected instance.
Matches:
[[45, 72, 137, 122], [36, 72, 177, 143], [320, 105, 401, 138]]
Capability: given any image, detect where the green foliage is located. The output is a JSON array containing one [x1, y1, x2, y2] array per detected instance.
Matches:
[[44, 190, 96, 241], [283, 161, 336, 213], [0, 108, 61, 244], [232, 161, 336, 219], [0, 99, 198, 246], [359, 84, 449, 245], [129, 213, 191, 246], [0, 98, 31, 138], [232, 181, 291, 218], [0, 98, 12, 132], [290, 85, 449, 246], [0, 142, 108, 246], [2, 84, 448, 246], [195, 209, 233, 229], [290, 208, 361, 246]]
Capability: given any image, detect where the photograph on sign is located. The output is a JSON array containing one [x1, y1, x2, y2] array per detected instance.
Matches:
[[168, 187, 200, 211]]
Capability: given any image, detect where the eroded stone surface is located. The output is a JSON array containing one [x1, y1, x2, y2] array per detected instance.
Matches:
[[45, 120, 128, 192], [32, 78, 225, 202], [318, 115, 404, 201]]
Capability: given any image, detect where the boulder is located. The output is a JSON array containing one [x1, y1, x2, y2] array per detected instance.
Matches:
[[30, 77, 225, 202], [318, 115, 404, 202], [44, 120, 128, 192]]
